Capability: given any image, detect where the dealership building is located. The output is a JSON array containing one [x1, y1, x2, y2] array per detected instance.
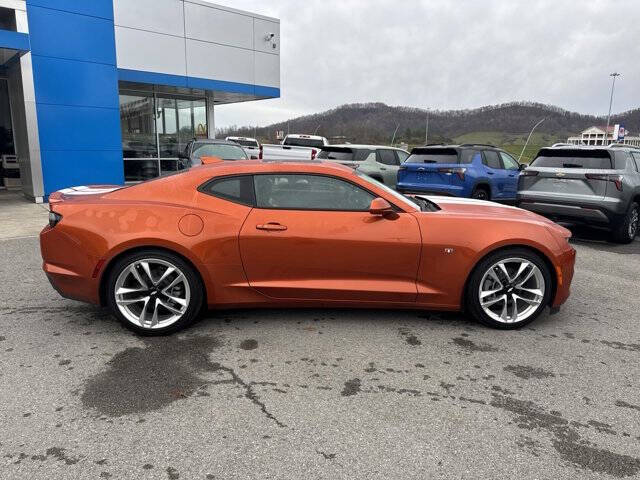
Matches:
[[0, 0, 280, 202]]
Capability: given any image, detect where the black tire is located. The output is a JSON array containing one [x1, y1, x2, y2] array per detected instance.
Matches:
[[610, 202, 639, 244], [471, 186, 490, 201], [106, 249, 204, 336], [465, 248, 552, 329]]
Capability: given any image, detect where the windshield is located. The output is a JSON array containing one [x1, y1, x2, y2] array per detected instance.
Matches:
[[192, 143, 248, 161], [231, 139, 259, 147], [356, 171, 420, 212], [283, 137, 325, 148]]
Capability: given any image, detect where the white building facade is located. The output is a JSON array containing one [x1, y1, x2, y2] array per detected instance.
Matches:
[[568, 125, 640, 147]]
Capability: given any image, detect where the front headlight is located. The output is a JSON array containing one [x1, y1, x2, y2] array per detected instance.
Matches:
[[49, 211, 62, 228]]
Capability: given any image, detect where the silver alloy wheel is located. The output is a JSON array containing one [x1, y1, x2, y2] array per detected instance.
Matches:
[[114, 258, 191, 330], [478, 257, 545, 324], [629, 207, 639, 239]]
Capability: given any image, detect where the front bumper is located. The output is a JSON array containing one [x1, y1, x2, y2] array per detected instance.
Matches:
[[551, 245, 576, 308]]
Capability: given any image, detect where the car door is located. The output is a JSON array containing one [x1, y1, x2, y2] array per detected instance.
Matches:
[[376, 149, 402, 187], [499, 152, 521, 199], [239, 173, 422, 302], [482, 150, 507, 199]]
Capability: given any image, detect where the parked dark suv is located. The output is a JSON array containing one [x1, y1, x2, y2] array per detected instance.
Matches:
[[517, 144, 640, 243]]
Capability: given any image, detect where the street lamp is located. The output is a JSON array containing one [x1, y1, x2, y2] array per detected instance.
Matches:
[[605, 72, 621, 145], [518, 117, 546, 163]]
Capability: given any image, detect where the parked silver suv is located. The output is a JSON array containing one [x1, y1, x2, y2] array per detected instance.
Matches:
[[317, 144, 410, 188], [517, 144, 640, 243]]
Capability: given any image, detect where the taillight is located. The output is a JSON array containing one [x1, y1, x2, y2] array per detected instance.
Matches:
[[311, 149, 317, 160], [438, 167, 466, 180], [259, 145, 263, 160], [49, 211, 62, 228], [585, 173, 623, 191], [520, 169, 539, 176]]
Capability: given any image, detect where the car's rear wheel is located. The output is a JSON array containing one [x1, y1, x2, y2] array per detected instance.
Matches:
[[466, 248, 552, 329], [106, 250, 204, 335], [611, 202, 639, 244], [472, 186, 490, 201]]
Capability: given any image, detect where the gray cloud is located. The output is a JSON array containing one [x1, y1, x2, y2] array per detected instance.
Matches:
[[216, 0, 640, 129]]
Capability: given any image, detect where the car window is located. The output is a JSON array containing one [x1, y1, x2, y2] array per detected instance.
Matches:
[[396, 151, 409, 163], [631, 152, 640, 172], [254, 174, 375, 211], [192, 143, 248, 161], [231, 138, 259, 147], [500, 152, 520, 170], [377, 149, 399, 166], [405, 148, 458, 164], [530, 150, 613, 169], [317, 147, 355, 160], [460, 149, 480, 164], [200, 175, 255, 206], [483, 150, 502, 169], [283, 137, 325, 148]]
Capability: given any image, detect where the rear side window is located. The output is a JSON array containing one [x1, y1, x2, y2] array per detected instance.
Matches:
[[631, 152, 640, 172], [377, 149, 399, 166], [460, 149, 480, 164], [483, 150, 502, 169], [200, 175, 255, 206], [406, 148, 458, 164], [530, 149, 613, 169]]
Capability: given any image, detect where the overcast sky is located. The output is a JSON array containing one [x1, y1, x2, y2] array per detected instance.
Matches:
[[215, 0, 640, 129]]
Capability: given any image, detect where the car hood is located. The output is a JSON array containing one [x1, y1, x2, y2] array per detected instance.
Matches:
[[417, 195, 572, 237]]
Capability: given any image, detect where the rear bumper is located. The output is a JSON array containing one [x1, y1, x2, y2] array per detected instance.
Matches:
[[397, 182, 467, 197], [40, 225, 101, 305], [517, 193, 626, 226]]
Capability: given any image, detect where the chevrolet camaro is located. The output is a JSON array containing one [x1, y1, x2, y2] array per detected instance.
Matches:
[[40, 160, 576, 335]]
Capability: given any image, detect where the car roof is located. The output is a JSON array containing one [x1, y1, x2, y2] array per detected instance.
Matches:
[[190, 159, 354, 177], [412, 144, 501, 150], [226, 136, 258, 141], [193, 138, 240, 145], [544, 144, 640, 151], [325, 144, 408, 151]]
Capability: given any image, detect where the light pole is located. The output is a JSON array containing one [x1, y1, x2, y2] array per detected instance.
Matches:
[[605, 72, 621, 145], [518, 118, 545, 163], [425, 109, 430, 145], [391, 123, 400, 146]]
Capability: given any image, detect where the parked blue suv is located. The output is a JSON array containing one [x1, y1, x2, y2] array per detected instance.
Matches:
[[396, 144, 523, 202]]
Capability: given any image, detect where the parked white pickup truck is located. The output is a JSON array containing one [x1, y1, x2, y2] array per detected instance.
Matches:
[[262, 134, 329, 160], [225, 136, 262, 159]]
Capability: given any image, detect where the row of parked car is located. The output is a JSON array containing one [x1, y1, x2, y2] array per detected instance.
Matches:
[[180, 134, 640, 244]]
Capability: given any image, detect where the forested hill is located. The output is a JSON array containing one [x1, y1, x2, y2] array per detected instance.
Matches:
[[218, 101, 640, 147]]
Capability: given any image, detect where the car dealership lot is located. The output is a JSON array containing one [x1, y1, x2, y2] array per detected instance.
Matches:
[[1, 232, 639, 479]]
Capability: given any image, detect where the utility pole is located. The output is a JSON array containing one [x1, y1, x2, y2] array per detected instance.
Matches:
[[605, 72, 621, 145], [425, 109, 430, 145]]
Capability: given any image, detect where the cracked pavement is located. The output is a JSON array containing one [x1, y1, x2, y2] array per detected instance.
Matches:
[[1, 228, 639, 479]]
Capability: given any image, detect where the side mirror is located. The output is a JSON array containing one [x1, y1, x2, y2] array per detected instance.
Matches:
[[369, 197, 394, 216], [518, 163, 527, 170]]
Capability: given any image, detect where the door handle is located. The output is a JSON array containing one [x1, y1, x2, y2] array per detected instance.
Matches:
[[256, 222, 287, 231], [380, 167, 387, 171], [487, 171, 495, 175]]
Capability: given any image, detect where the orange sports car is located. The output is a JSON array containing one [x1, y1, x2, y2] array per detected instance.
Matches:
[[40, 160, 575, 335]]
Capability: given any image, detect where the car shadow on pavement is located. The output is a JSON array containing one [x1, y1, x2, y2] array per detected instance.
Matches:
[[566, 224, 640, 254]]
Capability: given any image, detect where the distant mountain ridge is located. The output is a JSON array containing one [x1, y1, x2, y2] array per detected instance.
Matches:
[[218, 101, 640, 146]]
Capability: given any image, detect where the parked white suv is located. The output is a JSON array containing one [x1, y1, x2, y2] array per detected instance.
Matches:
[[226, 136, 261, 159]]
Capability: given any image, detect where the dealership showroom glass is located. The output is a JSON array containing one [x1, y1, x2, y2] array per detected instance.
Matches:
[[0, 0, 280, 202]]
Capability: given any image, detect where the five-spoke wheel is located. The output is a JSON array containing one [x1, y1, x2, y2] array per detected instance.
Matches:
[[107, 250, 203, 335], [467, 248, 552, 329]]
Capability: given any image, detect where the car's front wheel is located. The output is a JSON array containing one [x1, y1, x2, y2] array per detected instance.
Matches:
[[106, 249, 204, 335], [466, 248, 552, 329]]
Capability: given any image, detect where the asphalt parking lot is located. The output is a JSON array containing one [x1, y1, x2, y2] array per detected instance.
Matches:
[[1, 228, 639, 479]]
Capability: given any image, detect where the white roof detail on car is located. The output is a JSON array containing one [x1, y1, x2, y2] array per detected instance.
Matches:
[[418, 195, 521, 210]]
